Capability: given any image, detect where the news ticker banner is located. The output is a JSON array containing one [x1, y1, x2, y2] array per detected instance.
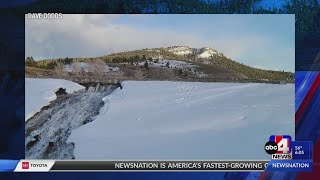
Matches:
[[0, 159, 313, 172], [0, 135, 313, 172]]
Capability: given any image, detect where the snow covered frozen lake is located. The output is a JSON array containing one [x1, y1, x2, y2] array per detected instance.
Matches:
[[68, 81, 294, 160]]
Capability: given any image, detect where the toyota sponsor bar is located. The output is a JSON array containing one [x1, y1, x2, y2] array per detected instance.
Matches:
[[14, 160, 55, 172], [11, 160, 269, 172]]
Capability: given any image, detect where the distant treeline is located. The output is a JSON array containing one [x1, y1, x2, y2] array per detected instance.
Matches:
[[26, 48, 190, 69], [26, 56, 73, 70], [209, 55, 294, 81], [26, 47, 294, 82], [6, 0, 320, 32]]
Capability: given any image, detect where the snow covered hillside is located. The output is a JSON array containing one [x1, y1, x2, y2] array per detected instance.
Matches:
[[123, 59, 209, 78], [166, 46, 223, 59], [136, 59, 196, 68], [64, 62, 119, 73], [68, 81, 294, 160], [197, 47, 222, 58], [25, 78, 85, 121], [167, 46, 193, 55]]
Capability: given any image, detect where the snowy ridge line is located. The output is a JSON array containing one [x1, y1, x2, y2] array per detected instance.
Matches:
[[165, 46, 223, 58]]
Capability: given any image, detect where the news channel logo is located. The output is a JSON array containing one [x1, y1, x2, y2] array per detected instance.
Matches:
[[265, 135, 292, 160]]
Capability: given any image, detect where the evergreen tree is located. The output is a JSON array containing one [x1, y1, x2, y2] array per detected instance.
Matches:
[[166, 61, 170, 68], [144, 61, 149, 70], [25, 56, 38, 67], [142, 55, 147, 61]]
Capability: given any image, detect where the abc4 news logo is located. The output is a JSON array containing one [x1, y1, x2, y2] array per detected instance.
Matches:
[[264, 135, 292, 160]]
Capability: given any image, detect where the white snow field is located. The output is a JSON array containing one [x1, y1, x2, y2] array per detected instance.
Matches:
[[25, 78, 85, 121], [68, 81, 294, 160]]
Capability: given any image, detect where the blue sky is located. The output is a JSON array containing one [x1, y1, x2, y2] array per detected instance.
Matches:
[[26, 14, 294, 72]]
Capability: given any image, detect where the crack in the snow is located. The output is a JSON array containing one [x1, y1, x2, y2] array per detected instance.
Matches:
[[25, 83, 119, 159]]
